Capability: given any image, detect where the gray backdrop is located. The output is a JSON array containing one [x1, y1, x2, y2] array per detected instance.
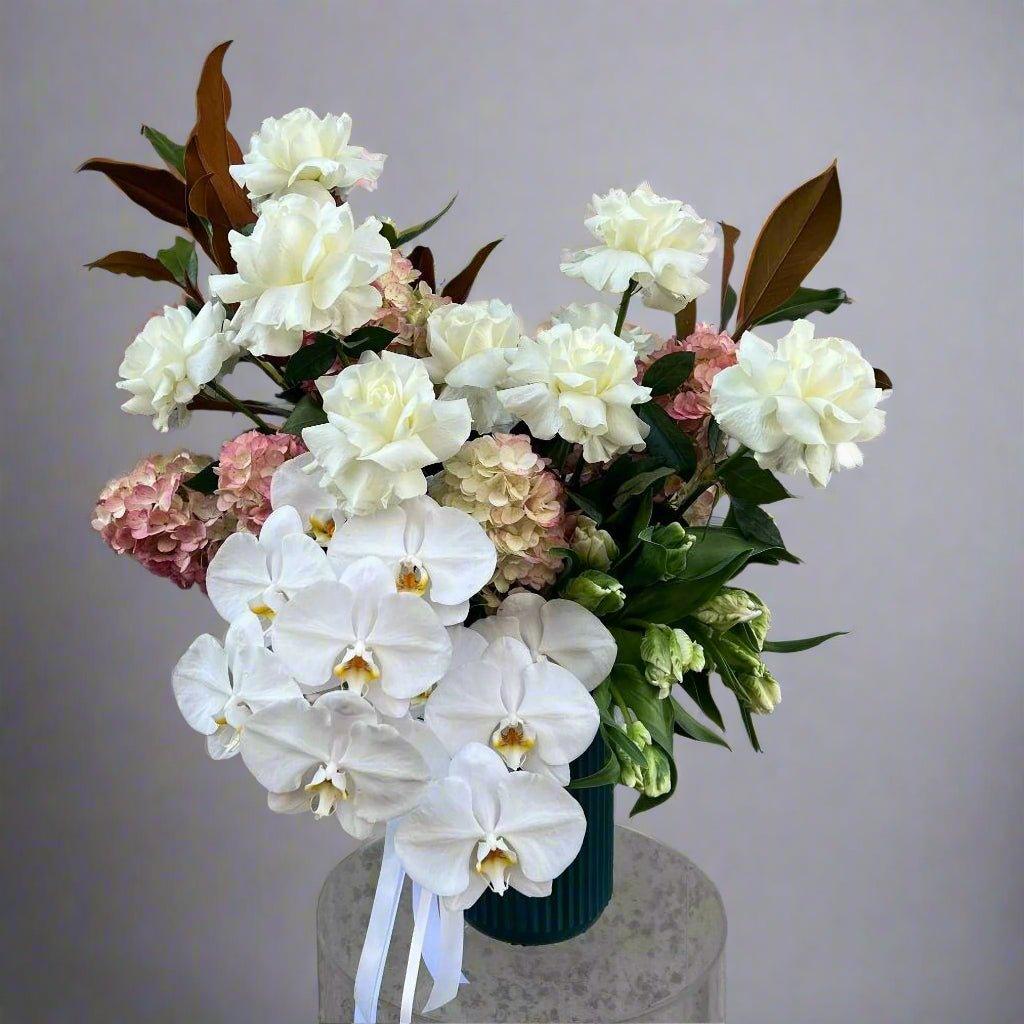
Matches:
[[3, 2, 1021, 1022]]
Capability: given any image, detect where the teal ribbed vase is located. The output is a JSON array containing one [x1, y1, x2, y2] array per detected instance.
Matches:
[[464, 735, 614, 945]]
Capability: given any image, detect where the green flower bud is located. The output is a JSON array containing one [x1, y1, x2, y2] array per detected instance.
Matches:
[[734, 666, 782, 715], [715, 632, 763, 676], [620, 758, 645, 790], [648, 522, 694, 576], [570, 516, 619, 571], [626, 720, 652, 749], [640, 624, 706, 698], [563, 570, 625, 616], [642, 746, 672, 798], [695, 587, 764, 632], [743, 592, 772, 650]]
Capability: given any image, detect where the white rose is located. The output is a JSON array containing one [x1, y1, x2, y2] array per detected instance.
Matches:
[[560, 183, 716, 313], [230, 108, 385, 202], [116, 302, 237, 431], [227, 300, 304, 358], [550, 301, 662, 359], [710, 319, 886, 487], [302, 350, 472, 515], [423, 299, 524, 432], [209, 186, 392, 337], [498, 323, 650, 463]]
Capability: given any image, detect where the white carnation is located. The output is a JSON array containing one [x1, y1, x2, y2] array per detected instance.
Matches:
[[302, 350, 472, 516], [230, 108, 385, 202], [560, 183, 716, 313], [549, 301, 662, 358], [423, 299, 524, 432], [498, 323, 650, 463], [710, 320, 886, 487], [209, 187, 392, 337], [116, 302, 237, 432]]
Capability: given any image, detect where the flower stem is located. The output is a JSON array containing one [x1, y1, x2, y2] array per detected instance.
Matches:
[[204, 380, 273, 433], [244, 354, 288, 389], [614, 282, 637, 337]]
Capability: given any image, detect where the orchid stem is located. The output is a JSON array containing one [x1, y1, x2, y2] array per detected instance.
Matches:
[[204, 380, 273, 433]]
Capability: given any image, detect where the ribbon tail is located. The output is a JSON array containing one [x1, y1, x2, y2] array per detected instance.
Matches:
[[421, 902, 465, 1013], [400, 886, 434, 1024], [353, 824, 405, 1024]]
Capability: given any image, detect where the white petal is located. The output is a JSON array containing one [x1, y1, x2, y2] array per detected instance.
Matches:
[[425, 662, 506, 755], [517, 661, 599, 767], [172, 634, 230, 735], [417, 505, 497, 605], [448, 742, 509, 833], [341, 721, 429, 821], [271, 580, 355, 688], [538, 599, 617, 690], [239, 698, 330, 792], [206, 533, 269, 623], [259, 505, 305, 551], [368, 593, 452, 699]]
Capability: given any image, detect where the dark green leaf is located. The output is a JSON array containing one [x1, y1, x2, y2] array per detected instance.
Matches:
[[670, 698, 730, 749], [719, 222, 740, 328], [601, 722, 647, 769], [341, 326, 396, 355], [762, 631, 847, 653], [379, 221, 398, 247], [613, 467, 675, 508], [608, 664, 674, 754], [642, 352, 696, 397], [629, 756, 678, 816], [281, 395, 327, 435], [719, 455, 791, 504], [680, 671, 724, 730], [729, 499, 785, 549], [140, 125, 186, 177], [721, 285, 737, 328], [739, 705, 762, 752], [442, 239, 502, 303], [636, 402, 698, 477], [394, 194, 457, 247], [566, 489, 603, 524], [592, 678, 613, 715], [752, 285, 851, 326], [548, 546, 581, 576], [625, 575, 731, 625], [183, 462, 218, 494], [285, 334, 340, 385], [568, 752, 620, 790], [156, 237, 198, 290]]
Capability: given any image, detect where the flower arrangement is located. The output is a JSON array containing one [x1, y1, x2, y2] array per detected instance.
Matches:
[[85, 42, 890, 1022]]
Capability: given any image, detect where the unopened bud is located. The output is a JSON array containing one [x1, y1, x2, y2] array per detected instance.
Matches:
[[563, 570, 625, 616], [570, 516, 619, 570]]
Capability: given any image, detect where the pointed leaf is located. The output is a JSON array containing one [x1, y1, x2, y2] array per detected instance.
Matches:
[[680, 671, 724, 731], [670, 698, 730, 749], [285, 334, 341, 385], [85, 250, 179, 286], [394, 195, 457, 247], [735, 162, 841, 338], [442, 239, 502, 303], [77, 158, 187, 227], [874, 367, 893, 390], [719, 454, 791, 504], [642, 352, 696, 396], [673, 301, 697, 340], [156, 237, 199, 291], [184, 462, 219, 495], [739, 704, 762, 752], [141, 125, 186, 178], [719, 222, 740, 328], [727, 499, 785, 549], [721, 285, 737, 329], [762, 631, 846, 653], [341, 326, 396, 355], [567, 751, 620, 790], [636, 402, 698, 476], [281, 395, 328, 435], [408, 246, 436, 292], [752, 285, 851, 326]]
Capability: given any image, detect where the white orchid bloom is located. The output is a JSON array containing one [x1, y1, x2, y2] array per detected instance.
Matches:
[[394, 743, 586, 911], [240, 691, 428, 838], [205, 505, 334, 624], [426, 636, 599, 784], [270, 453, 344, 545], [172, 611, 302, 759], [472, 590, 617, 691], [271, 556, 452, 717], [327, 496, 495, 625], [230, 108, 385, 202]]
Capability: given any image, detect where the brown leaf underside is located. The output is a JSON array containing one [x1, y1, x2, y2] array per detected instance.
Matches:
[[442, 239, 502, 303], [77, 158, 188, 228]]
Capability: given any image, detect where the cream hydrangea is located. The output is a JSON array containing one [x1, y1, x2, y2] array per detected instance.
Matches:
[[710, 320, 886, 487], [499, 323, 651, 463], [560, 183, 716, 312], [303, 351, 471, 515], [549, 301, 662, 359], [423, 300, 525, 432], [230, 108, 385, 202], [117, 302, 238, 431], [209, 186, 392, 338]]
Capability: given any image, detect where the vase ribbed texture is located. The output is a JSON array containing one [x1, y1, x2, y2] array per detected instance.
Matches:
[[464, 734, 614, 945]]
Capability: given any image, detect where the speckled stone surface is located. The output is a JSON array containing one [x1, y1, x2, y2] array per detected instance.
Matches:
[[317, 826, 726, 1023]]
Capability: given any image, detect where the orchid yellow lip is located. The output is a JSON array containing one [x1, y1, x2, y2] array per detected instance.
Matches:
[[248, 601, 276, 619], [333, 642, 381, 693], [475, 836, 518, 894], [490, 716, 536, 770], [396, 558, 429, 596]]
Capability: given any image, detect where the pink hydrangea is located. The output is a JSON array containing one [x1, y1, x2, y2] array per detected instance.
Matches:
[[92, 451, 230, 590], [216, 430, 306, 532]]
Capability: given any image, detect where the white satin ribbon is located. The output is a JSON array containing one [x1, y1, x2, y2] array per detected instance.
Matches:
[[400, 886, 434, 1023], [412, 883, 467, 1012]]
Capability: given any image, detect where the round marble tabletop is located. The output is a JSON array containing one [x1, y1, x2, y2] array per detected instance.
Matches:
[[317, 825, 726, 1023]]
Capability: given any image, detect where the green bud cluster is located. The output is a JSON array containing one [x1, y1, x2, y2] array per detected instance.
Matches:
[[570, 516, 619, 570], [647, 522, 694, 577], [563, 570, 625, 615], [640, 623, 706, 699]]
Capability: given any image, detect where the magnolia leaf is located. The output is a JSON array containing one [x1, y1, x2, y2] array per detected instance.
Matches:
[[285, 334, 340, 385], [636, 402, 698, 476], [613, 467, 675, 508], [85, 250, 179, 286], [341, 326, 396, 355], [567, 751, 620, 790], [141, 125, 186, 178], [721, 285, 737, 329], [874, 367, 893, 390], [670, 698, 730, 749], [394, 195, 457, 247], [408, 246, 436, 292], [735, 162, 841, 338], [183, 462, 218, 494], [442, 239, 502, 303], [727, 499, 785, 549], [281, 395, 328, 435], [762, 631, 847, 653], [156, 237, 199, 291], [379, 222, 398, 247], [566, 489, 604, 524], [719, 454, 791, 504], [673, 301, 697, 340], [719, 222, 741, 328], [642, 352, 696, 397], [77, 158, 188, 227], [752, 286, 851, 326]]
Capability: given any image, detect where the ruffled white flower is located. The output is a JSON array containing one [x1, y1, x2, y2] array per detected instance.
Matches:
[[271, 556, 452, 717], [473, 590, 616, 691], [499, 323, 651, 463], [302, 351, 472, 516], [205, 505, 334, 623], [227, 300, 305, 358], [560, 183, 716, 312], [396, 743, 585, 910], [209, 187, 391, 336], [172, 611, 302, 759], [230, 108, 385, 203], [550, 301, 661, 359], [710, 320, 886, 487], [240, 691, 428, 838], [423, 300, 524, 432], [270, 453, 343, 545], [116, 302, 237, 431], [426, 636, 598, 784], [328, 496, 495, 625]]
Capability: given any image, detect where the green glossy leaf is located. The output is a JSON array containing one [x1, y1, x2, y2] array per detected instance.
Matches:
[[762, 631, 847, 653], [719, 455, 791, 504], [565, 489, 603, 524], [670, 698, 730, 749], [613, 467, 675, 509], [341, 326, 396, 355], [636, 402, 698, 476], [379, 221, 398, 247], [719, 222, 740, 328], [281, 395, 327, 435], [721, 285, 737, 328], [728, 499, 785, 549], [568, 751, 620, 790], [680, 670, 724, 730], [183, 461, 218, 494], [608, 664, 674, 754], [642, 352, 695, 397], [752, 286, 851, 326], [394, 194, 457, 246], [739, 704, 762, 752], [156, 237, 198, 290], [602, 724, 647, 773], [624, 574, 733, 625], [285, 334, 339, 385], [140, 125, 186, 177]]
